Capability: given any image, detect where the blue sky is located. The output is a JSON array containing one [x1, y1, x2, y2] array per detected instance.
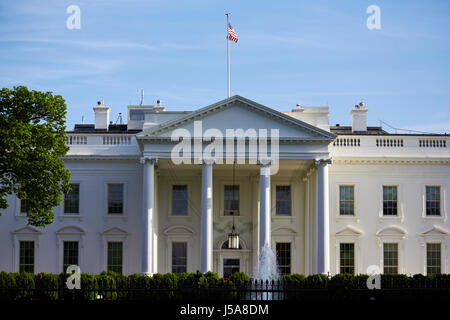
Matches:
[[1, 0, 449, 133]]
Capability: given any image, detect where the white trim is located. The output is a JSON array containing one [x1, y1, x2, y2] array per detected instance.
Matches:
[[101, 227, 129, 274], [335, 183, 360, 222], [376, 226, 407, 274], [421, 184, 447, 222], [271, 183, 294, 219], [168, 181, 192, 218], [104, 181, 128, 221], [56, 225, 86, 273], [419, 226, 449, 275], [11, 226, 42, 273], [333, 226, 363, 275], [378, 184, 404, 222], [59, 181, 83, 221]]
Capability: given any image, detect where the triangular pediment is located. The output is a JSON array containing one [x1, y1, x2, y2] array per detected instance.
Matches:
[[420, 226, 449, 237], [164, 225, 195, 236], [335, 226, 363, 237], [272, 227, 297, 235], [137, 95, 335, 141], [11, 226, 41, 234], [101, 227, 128, 235]]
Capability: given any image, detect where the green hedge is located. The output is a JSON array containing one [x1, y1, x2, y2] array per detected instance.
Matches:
[[0, 271, 449, 301]]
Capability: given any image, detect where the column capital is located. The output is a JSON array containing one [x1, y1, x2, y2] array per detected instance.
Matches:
[[314, 158, 332, 166], [140, 156, 158, 165], [257, 157, 272, 167], [202, 157, 216, 165]]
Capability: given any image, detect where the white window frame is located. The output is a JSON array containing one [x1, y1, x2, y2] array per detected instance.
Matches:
[[11, 226, 41, 273], [419, 226, 448, 275], [104, 181, 128, 220], [376, 226, 407, 274], [164, 226, 195, 273], [422, 184, 447, 222], [333, 226, 363, 275], [219, 179, 242, 217], [56, 225, 85, 273], [14, 197, 28, 219], [378, 184, 404, 222], [59, 181, 83, 221], [335, 182, 360, 221], [101, 227, 129, 274], [169, 182, 191, 218], [273, 184, 293, 217]]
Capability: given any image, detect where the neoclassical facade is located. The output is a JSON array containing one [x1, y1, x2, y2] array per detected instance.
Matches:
[[0, 95, 449, 277]]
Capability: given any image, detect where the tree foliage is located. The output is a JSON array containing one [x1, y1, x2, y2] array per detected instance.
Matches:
[[0, 86, 70, 226]]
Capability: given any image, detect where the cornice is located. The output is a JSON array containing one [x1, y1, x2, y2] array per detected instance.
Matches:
[[332, 158, 450, 165]]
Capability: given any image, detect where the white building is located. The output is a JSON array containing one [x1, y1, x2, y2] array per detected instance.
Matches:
[[0, 95, 449, 277]]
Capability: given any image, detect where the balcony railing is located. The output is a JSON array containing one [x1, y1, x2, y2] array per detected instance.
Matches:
[[66, 134, 135, 146]]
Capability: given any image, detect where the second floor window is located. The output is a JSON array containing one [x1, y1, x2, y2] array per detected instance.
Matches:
[[339, 185, 354, 216], [276, 186, 291, 215], [172, 185, 188, 216], [426, 186, 441, 216], [107, 184, 124, 214], [383, 186, 398, 216], [224, 185, 239, 215], [20, 199, 28, 214], [64, 184, 80, 215]]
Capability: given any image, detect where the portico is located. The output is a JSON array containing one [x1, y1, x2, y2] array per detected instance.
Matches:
[[136, 95, 335, 276]]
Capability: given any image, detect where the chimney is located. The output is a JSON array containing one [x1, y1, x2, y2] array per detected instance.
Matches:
[[93, 101, 110, 130], [351, 102, 368, 133]]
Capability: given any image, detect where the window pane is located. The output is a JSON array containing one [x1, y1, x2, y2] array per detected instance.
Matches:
[[383, 186, 398, 216], [426, 186, 441, 216], [64, 184, 80, 214], [276, 242, 291, 275], [339, 186, 355, 216], [427, 243, 441, 275], [223, 259, 240, 278], [224, 185, 239, 214], [172, 242, 187, 273], [108, 184, 124, 214], [20, 199, 28, 214], [276, 186, 291, 215], [107, 242, 123, 274], [63, 241, 79, 273], [19, 241, 34, 273], [340, 243, 355, 274], [172, 185, 188, 215], [383, 243, 398, 274]]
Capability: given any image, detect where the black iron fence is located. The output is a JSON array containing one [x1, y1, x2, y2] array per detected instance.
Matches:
[[2, 277, 450, 302]]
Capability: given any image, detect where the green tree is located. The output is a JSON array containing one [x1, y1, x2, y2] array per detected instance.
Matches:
[[0, 86, 71, 226]]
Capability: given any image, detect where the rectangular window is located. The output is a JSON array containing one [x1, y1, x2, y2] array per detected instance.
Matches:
[[383, 186, 398, 216], [20, 199, 28, 214], [19, 241, 34, 273], [383, 243, 398, 274], [339, 185, 355, 216], [426, 186, 441, 216], [63, 241, 79, 273], [276, 186, 291, 215], [107, 184, 124, 214], [172, 185, 188, 216], [130, 109, 145, 121], [172, 242, 187, 273], [276, 242, 291, 275], [339, 243, 355, 274], [223, 259, 240, 278], [107, 242, 123, 274], [427, 243, 441, 275], [224, 185, 239, 215], [64, 184, 80, 215]]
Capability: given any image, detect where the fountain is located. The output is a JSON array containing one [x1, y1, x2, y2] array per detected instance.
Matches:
[[252, 243, 281, 300]]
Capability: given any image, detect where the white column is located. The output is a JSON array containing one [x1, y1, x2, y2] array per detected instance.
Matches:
[[259, 160, 271, 249], [303, 176, 310, 275], [141, 156, 157, 275], [201, 158, 214, 273], [316, 159, 331, 274]]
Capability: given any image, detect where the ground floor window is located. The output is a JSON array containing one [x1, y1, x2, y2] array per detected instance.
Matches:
[[383, 243, 398, 274], [276, 242, 291, 275], [172, 242, 187, 273], [223, 259, 240, 278], [19, 241, 34, 273], [339, 243, 355, 274], [63, 241, 79, 273], [107, 242, 123, 274], [427, 243, 441, 275]]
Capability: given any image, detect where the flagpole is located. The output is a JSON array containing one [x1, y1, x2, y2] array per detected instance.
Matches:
[[226, 13, 230, 98]]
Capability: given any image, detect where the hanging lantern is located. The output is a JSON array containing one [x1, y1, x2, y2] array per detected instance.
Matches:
[[228, 221, 240, 249]]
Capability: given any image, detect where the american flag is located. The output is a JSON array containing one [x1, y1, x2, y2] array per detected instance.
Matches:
[[227, 23, 238, 42]]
